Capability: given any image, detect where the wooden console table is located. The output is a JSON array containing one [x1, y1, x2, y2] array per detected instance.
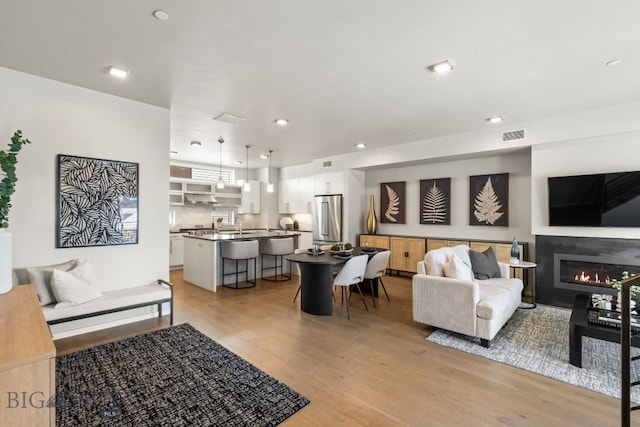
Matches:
[[0, 285, 56, 426]]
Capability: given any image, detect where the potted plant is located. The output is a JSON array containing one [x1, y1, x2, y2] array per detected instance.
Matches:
[[611, 272, 640, 312], [0, 130, 31, 294]]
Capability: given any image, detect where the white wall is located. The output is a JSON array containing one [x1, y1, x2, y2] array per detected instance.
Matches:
[[0, 67, 170, 334], [531, 131, 640, 239], [364, 151, 533, 245]]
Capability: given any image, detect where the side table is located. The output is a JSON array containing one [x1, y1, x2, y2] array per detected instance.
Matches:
[[509, 260, 537, 309]]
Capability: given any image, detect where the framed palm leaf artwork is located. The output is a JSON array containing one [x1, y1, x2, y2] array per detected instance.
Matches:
[[56, 154, 139, 248], [420, 178, 451, 225], [469, 173, 508, 226], [380, 181, 406, 224]]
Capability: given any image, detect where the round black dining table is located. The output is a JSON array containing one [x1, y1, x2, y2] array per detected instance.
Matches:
[[286, 247, 381, 315]]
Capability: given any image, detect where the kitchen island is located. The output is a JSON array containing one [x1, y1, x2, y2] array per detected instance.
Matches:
[[183, 231, 300, 292]]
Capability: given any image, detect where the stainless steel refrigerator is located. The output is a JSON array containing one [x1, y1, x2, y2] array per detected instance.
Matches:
[[313, 194, 343, 245]]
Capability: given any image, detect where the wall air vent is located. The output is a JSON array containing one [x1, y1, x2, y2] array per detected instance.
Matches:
[[501, 129, 525, 142], [323, 161, 332, 168]]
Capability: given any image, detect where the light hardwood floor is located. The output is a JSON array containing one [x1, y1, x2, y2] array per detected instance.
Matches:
[[56, 271, 637, 426]]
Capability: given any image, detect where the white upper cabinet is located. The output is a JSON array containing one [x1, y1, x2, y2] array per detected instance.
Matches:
[[314, 172, 344, 195], [184, 182, 214, 193], [278, 177, 314, 214], [169, 180, 185, 205], [297, 176, 314, 214], [213, 184, 243, 207], [240, 180, 261, 213], [278, 178, 298, 213]]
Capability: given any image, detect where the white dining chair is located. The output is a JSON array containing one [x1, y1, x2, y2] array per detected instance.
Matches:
[[363, 250, 391, 307], [333, 254, 369, 319]]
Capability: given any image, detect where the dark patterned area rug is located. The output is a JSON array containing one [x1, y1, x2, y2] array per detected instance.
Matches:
[[55, 323, 309, 426], [427, 305, 640, 402]]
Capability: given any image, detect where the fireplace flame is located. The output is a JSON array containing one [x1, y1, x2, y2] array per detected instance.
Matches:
[[574, 271, 611, 285]]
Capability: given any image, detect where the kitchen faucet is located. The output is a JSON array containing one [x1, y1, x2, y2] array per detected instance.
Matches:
[[236, 216, 243, 233]]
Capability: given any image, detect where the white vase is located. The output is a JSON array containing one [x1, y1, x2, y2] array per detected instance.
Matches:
[[0, 229, 12, 294]]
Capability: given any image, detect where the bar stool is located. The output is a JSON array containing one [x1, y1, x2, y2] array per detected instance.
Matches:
[[261, 237, 294, 281], [221, 240, 259, 289]]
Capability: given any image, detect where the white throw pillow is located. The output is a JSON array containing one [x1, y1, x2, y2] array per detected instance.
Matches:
[[443, 253, 474, 281], [50, 260, 102, 307], [26, 259, 78, 306]]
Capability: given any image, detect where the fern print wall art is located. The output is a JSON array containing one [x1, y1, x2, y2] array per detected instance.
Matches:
[[420, 178, 451, 225], [57, 154, 139, 248], [469, 173, 509, 226], [380, 182, 406, 224]]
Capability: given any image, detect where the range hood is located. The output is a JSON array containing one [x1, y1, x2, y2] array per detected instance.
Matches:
[[184, 193, 217, 204]]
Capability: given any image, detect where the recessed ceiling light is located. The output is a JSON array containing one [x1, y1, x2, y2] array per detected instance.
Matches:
[[355, 143, 366, 149], [259, 154, 269, 159], [606, 59, 622, 66], [274, 118, 289, 126], [153, 10, 169, 20], [108, 66, 129, 78], [190, 140, 202, 147], [486, 116, 504, 124], [170, 150, 177, 155], [428, 60, 454, 74]]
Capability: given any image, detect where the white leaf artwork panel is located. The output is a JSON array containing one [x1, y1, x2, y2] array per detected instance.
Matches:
[[422, 182, 447, 223], [473, 177, 504, 225], [57, 155, 139, 248], [384, 184, 400, 222]]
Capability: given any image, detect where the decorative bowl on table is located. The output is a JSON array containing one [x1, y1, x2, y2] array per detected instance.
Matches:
[[333, 252, 353, 259], [361, 247, 377, 253], [329, 248, 353, 255]]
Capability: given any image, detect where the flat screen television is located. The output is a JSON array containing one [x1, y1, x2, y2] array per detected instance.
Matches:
[[548, 171, 640, 227]]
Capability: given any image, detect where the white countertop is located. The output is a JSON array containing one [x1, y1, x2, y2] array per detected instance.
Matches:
[[183, 230, 301, 241]]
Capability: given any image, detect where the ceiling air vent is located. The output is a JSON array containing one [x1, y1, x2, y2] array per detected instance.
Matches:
[[213, 113, 246, 125], [323, 161, 332, 168], [501, 129, 525, 142]]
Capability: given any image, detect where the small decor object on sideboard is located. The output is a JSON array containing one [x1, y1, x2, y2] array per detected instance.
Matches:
[[366, 194, 378, 234], [0, 130, 31, 294], [510, 237, 520, 263]]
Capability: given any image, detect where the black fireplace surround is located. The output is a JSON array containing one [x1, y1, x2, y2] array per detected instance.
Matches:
[[536, 235, 640, 308]]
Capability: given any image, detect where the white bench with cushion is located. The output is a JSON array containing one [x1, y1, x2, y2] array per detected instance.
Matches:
[[412, 245, 523, 347], [13, 258, 173, 329]]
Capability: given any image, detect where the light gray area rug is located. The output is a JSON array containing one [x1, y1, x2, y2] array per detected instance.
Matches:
[[427, 305, 640, 402]]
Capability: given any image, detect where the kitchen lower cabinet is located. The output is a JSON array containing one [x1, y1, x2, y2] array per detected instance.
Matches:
[[170, 234, 184, 268], [389, 237, 425, 274]]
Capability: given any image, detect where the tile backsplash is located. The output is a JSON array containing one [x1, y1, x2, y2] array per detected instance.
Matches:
[[169, 205, 313, 232], [170, 205, 259, 231]]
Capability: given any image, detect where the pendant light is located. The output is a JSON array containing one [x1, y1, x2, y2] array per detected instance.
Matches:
[[216, 137, 225, 189], [267, 149, 274, 193], [244, 145, 251, 192]]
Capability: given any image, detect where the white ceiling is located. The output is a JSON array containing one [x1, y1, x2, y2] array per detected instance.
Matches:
[[1, 1, 639, 169]]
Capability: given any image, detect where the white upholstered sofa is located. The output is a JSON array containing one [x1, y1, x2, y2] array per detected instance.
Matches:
[[412, 245, 523, 347]]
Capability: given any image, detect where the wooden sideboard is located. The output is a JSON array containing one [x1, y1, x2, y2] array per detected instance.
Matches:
[[0, 285, 56, 426], [359, 234, 529, 277]]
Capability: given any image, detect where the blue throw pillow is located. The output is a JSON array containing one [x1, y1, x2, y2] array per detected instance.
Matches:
[[469, 247, 501, 280]]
